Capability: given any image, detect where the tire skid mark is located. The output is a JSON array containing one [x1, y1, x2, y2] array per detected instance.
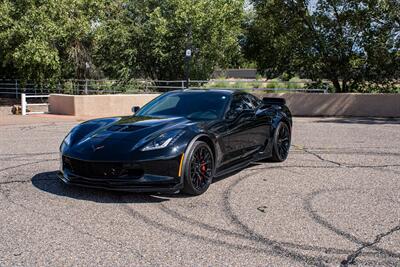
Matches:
[[304, 188, 400, 260], [1, 141, 398, 265], [117, 169, 335, 266], [221, 169, 333, 266], [102, 166, 398, 265], [158, 204, 374, 256], [0, 183, 150, 264], [118, 198, 289, 259], [258, 160, 400, 262], [340, 225, 400, 266], [221, 167, 400, 265], [3, 168, 282, 263]]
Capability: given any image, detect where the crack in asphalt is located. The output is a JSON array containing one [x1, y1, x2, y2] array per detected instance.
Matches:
[[290, 148, 400, 157], [0, 179, 33, 185], [158, 203, 377, 257], [221, 170, 332, 266], [0, 157, 57, 162], [340, 225, 400, 266], [0, 159, 58, 173], [29, 171, 393, 266], [19, 123, 57, 131], [120, 200, 348, 266], [0, 152, 58, 159], [304, 188, 400, 263], [301, 148, 342, 166], [0, 178, 54, 185], [118, 198, 287, 258], [293, 146, 400, 167], [250, 164, 400, 171], [282, 146, 400, 175], [0, 134, 398, 265]]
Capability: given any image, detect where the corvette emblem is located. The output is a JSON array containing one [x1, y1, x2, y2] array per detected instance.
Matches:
[[92, 145, 105, 152]]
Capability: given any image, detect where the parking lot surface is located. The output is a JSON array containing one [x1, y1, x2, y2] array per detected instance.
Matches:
[[0, 116, 399, 266]]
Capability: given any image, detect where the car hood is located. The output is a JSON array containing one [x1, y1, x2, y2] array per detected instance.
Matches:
[[64, 115, 197, 161], [90, 115, 191, 140]]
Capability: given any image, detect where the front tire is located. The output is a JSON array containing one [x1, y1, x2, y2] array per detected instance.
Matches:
[[267, 121, 291, 162], [182, 141, 214, 195]]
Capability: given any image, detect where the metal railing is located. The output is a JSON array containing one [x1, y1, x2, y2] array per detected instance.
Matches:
[[21, 93, 49, 115], [189, 79, 328, 93], [0, 79, 328, 98]]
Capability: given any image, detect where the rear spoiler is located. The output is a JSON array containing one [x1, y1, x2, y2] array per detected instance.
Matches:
[[262, 97, 286, 105]]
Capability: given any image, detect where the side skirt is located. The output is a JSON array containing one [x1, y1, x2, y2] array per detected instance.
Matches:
[[214, 158, 253, 178], [215, 151, 268, 179]]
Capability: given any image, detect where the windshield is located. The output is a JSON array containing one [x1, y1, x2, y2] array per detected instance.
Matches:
[[136, 91, 230, 120]]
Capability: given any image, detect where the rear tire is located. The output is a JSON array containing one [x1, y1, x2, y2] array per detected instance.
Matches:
[[182, 141, 214, 195], [267, 121, 291, 162]]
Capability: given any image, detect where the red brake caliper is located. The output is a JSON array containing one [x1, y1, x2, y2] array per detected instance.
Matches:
[[200, 160, 206, 180]]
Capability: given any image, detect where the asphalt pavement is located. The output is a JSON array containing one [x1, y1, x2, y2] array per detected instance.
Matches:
[[0, 116, 399, 266]]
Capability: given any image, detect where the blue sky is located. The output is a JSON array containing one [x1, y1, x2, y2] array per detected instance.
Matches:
[[309, 0, 318, 13]]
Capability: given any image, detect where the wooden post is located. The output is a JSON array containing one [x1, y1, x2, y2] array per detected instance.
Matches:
[[21, 93, 27, 115]]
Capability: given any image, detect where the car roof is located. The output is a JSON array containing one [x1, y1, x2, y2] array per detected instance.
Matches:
[[168, 89, 237, 95]]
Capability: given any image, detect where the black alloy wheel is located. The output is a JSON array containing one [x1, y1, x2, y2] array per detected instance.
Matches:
[[182, 141, 214, 195], [269, 121, 291, 162]]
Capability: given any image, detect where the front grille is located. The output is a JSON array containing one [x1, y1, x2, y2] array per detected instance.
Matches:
[[63, 156, 143, 179]]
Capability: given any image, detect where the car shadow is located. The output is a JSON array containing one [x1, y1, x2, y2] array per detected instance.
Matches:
[[31, 171, 169, 203], [158, 168, 248, 199], [31, 163, 260, 202], [31, 162, 261, 203]]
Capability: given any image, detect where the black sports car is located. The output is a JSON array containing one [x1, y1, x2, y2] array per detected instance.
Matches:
[[59, 90, 292, 195]]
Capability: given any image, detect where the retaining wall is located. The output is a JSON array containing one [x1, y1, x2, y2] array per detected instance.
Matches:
[[49, 94, 160, 117], [49, 93, 400, 117], [262, 93, 400, 117]]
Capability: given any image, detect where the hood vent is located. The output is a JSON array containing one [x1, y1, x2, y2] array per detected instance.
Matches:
[[107, 124, 148, 132]]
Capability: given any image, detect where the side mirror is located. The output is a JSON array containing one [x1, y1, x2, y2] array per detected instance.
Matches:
[[132, 106, 140, 114]]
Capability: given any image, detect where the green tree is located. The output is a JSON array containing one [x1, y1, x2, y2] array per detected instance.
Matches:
[[0, 0, 104, 83], [95, 0, 244, 81], [245, 0, 400, 92]]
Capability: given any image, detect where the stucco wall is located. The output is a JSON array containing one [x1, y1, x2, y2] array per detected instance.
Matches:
[[262, 93, 400, 117], [49, 94, 75, 115], [49, 94, 160, 116], [49, 93, 400, 117]]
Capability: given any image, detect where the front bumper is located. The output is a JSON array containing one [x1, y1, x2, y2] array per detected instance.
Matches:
[[58, 155, 184, 193]]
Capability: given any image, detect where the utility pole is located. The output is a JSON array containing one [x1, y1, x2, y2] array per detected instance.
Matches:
[[84, 62, 90, 94], [184, 24, 192, 89]]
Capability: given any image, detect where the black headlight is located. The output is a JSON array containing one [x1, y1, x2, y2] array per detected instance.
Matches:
[[141, 130, 184, 151]]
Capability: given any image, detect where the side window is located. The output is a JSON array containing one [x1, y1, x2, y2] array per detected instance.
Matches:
[[242, 95, 254, 110], [247, 94, 262, 108], [226, 94, 252, 119], [230, 94, 252, 112]]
